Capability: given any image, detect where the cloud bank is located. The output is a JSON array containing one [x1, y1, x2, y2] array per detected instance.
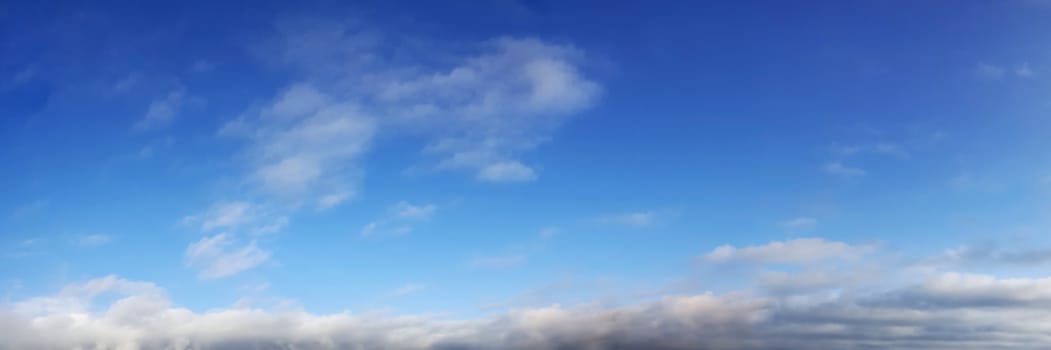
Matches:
[[9, 238, 1051, 349]]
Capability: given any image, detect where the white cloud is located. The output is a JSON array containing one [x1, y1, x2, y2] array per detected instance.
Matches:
[[16, 238, 1051, 349], [701, 238, 876, 264], [221, 84, 375, 205], [317, 191, 352, 210], [184, 233, 269, 279], [830, 142, 908, 158], [264, 24, 600, 184], [183, 201, 288, 236], [76, 234, 112, 247], [476, 160, 537, 183], [17, 270, 1051, 349], [391, 201, 436, 220], [822, 161, 866, 178], [133, 88, 185, 131]]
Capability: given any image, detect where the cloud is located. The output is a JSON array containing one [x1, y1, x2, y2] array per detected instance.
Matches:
[[391, 201, 437, 220], [191, 60, 218, 73], [975, 62, 1035, 80], [317, 191, 352, 210], [263, 22, 600, 184], [598, 211, 661, 227], [221, 83, 375, 206], [469, 254, 527, 269], [16, 270, 1051, 349], [821, 161, 866, 178], [390, 283, 427, 297], [830, 142, 908, 158], [701, 238, 876, 265], [921, 243, 1051, 267], [183, 201, 288, 235], [75, 234, 112, 247], [1016, 62, 1034, 78], [360, 201, 436, 237], [184, 233, 269, 279], [778, 217, 816, 231], [476, 160, 537, 182], [133, 88, 186, 131], [975, 62, 1007, 80], [10, 199, 47, 218], [538, 227, 559, 238]]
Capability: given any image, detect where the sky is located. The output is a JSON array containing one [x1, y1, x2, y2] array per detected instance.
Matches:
[[3, 1, 1051, 349]]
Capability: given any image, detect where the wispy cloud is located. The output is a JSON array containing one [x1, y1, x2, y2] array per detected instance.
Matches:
[[596, 211, 669, 227], [822, 161, 866, 178], [133, 88, 187, 131], [183, 201, 288, 235], [469, 254, 527, 269], [10, 200, 47, 218], [700, 237, 877, 265], [975, 62, 1034, 80], [184, 233, 269, 279], [360, 201, 437, 237], [75, 234, 112, 247], [778, 217, 817, 231], [389, 283, 427, 297], [975, 62, 1007, 80]]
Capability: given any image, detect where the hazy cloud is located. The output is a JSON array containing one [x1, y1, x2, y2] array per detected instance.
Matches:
[[701, 238, 876, 265], [822, 161, 866, 178], [360, 201, 437, 237], [184, 234, 269, 279], [75, 234, 112, 247], [133, 88, 186, 131]]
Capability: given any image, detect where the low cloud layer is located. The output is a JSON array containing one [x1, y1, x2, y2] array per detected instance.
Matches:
[[9, 238, 1051, 349]]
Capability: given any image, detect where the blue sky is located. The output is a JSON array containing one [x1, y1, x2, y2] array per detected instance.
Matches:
[[4, 1, 1051, 348]]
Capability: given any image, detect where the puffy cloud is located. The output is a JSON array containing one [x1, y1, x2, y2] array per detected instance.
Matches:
[[184, 234, 269, 279], [701, 238, 877, 265]]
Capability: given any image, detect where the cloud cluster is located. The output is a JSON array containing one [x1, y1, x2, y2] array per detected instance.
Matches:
[[10, 264, 1051, 349], [256, 22, 600, 187], [175, 23, 601, 278]]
